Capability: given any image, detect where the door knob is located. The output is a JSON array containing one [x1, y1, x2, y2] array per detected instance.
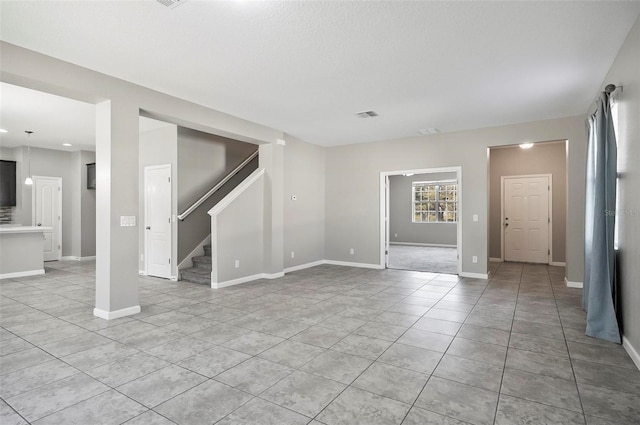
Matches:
[[37, 223, 41, 226], [146, 226, 151, 230]]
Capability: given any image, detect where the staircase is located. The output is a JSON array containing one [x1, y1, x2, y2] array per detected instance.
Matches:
[[180, 244, 212, 285]]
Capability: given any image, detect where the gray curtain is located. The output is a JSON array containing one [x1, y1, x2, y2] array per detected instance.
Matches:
[[583, 92, 620, 343]]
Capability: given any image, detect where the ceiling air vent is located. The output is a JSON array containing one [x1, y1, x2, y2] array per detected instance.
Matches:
[[355, 110, 379, 118], [156, 0, 187, 9], [418, 128, 440, 136]]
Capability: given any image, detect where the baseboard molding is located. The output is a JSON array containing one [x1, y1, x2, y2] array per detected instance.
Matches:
[[489, 257, 503, 263], [170, 276, 178, 281], [324, 260, 384, 270], [0, 269, 45, 279], [565, 277, 583, 288], [284, 260, 326, 273], [93, 305, 141, 320], [550, 261, 566, 267], [622, 336, 640, 371], [390, 242, 457, 248], [138, 270, 146, 276], [460, 272, 489, 279], [61, 256, 95, 261]]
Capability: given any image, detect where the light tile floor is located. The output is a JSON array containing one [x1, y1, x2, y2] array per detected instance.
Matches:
[[1, 260, 639, 424]]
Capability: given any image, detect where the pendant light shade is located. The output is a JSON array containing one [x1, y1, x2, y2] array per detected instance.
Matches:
[[25, 131, 33, 185]]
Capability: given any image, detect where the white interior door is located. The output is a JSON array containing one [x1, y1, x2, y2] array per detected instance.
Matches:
[[385, 176, 390, 267], [33, 176, 62, 261], [504, 175, 550, 263], [145, 165, 172, 279]]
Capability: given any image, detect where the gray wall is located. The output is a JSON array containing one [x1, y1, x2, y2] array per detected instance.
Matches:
[[138, 124, 178, 276], [599, 16, 640, 361], [177, 127, 257, 263], [213, 171, 265, 283], [389, 172, 457, 246], [489, 142, 567, 263], [324, 115, 587, 280], [0, 146, 96, 259], [284, 136, 326, 269]]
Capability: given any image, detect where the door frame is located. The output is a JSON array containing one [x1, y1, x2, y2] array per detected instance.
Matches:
[[379, 166, 462, 274], [31, 175, 63, 261], [500, 173, 552, 264], [143, 164, 172, 278]]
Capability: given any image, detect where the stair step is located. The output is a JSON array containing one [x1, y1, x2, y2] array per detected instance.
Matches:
[[193, 255, 211, 265], [180, 267, 211, 285], [203, 244, 212, 257]]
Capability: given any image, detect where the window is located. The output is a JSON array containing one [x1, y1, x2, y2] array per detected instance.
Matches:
[[412, 180, 457, 223]]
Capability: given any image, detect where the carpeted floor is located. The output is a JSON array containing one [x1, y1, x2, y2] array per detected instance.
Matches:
[[388, 244, 457, 274]]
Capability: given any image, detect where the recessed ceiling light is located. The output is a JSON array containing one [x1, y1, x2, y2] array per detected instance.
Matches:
[[519, 142, 534, 149], [62, 143, 72, 147], [0, 129, 7, 133]]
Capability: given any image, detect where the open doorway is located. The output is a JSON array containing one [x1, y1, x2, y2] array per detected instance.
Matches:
[[488, 141, 567, 266], [380, 167, 462, 275]]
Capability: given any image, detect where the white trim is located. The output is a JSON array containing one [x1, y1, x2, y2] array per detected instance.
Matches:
[[489, 257, 503, 263], [209, 169, 265, 216], [264, 272, 285, 279], [178, 234, 211, 270], [325, 260, 384, 270], [0, 269, 45, 279], [284, 260, 325, 273], [138, 270, 146, 275], [460, 272, 489, 279], [390, 242, 457, 248], [93, 305, 141, 320], [32, 176, 63, 261], [565, 277, 583, 288], [550, 261, 566, 267], [170, 276, 178, 281], [380, 166, 462, 275], [622, 335, 640, 371], [501, 174, 553, 264], [61, 255, 96, 261]]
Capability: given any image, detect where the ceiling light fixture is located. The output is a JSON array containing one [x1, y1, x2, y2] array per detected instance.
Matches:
[[25, 131, 34, 185], [62, 143, 72, 147], [0, 129, 7, 133], [355, 110, 379, 118], [519, 142, 534, 149], [418, 128, 440, 136]]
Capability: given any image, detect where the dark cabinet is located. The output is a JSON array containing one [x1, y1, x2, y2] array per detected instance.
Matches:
[[0, 160, 17, 206], [87, 163, 96, 190]]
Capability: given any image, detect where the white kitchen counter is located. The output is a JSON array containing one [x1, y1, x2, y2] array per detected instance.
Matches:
[[0, 226, 52, 279]]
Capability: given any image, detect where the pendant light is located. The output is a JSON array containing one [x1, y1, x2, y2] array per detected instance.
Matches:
[[24, 131, 33, 185]]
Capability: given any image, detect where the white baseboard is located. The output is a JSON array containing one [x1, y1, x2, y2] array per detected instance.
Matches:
[[93, 305, 141, 320], [324, 260, 384, 270], [550, 261, 566, 267], [212, 271, 287, 289], [0, 269, 45, 279], [489, 257, 503, 263], [460, 272, 489, 279], [138, 270, 146, 276], [263, 272, 285, 279], [623, 335, 640, 371], [170, 276, 178, 281], [565, 277, 583, 288], [284, 260, 326, 273], [62, 256, 96, 261], [390, 242, 457, 248]]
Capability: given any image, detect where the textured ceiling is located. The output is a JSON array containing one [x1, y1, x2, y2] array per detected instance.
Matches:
[[1, 1, 639, 146]]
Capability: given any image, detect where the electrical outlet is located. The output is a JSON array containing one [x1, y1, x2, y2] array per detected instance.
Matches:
[[394, 233, 397, 238], [141, 254, 144, 261], [291, 251, 295, 259], [234, 260, 240, 268], [350, 248, 355, 255], [472, 256, 478, 263]]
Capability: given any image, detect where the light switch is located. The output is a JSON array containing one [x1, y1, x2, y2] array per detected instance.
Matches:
[[473, 214, 478, 222], [120, 216, 136, 227]]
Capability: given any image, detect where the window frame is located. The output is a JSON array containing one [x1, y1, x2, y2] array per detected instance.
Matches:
[[411, 179, 458, 223]]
